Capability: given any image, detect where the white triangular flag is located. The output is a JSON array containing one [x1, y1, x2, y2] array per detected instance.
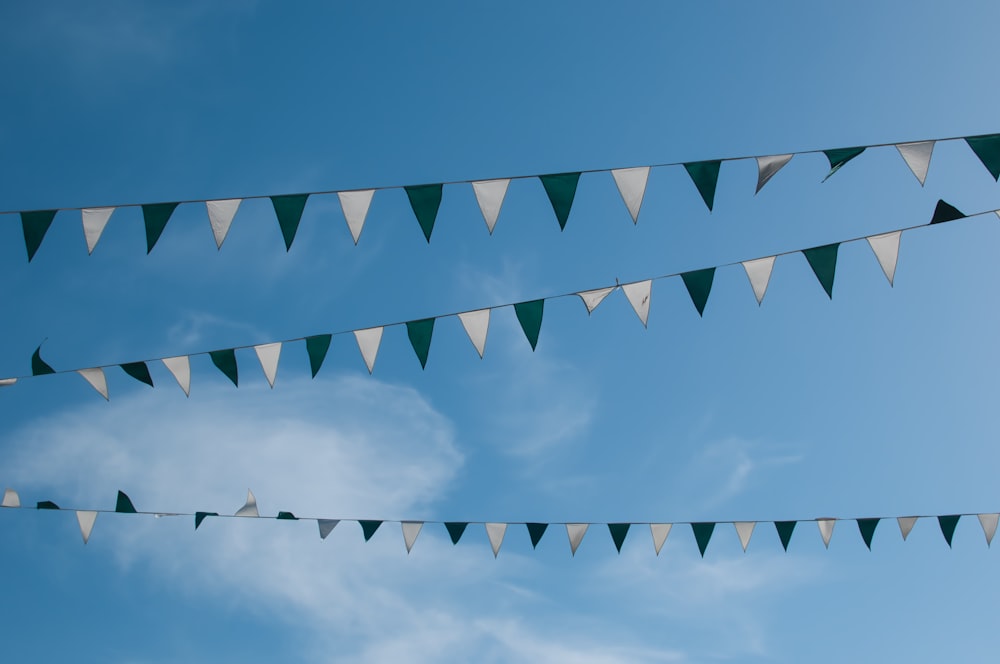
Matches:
[[566, 523, 589, 556], [995, 210, 1000, 222], [353, 327, 383, 374], [734, 521, 755, 552], [205, 199, 241, 249], [2, 488, 20, 508], [457, 309, 490, 358], [621, 280, 652, 327], [402, 521, 424, 553], [650, 523, 671, 555], [866, 231, 901, 286], [611, 167, 650, 223], [76, 511, 98, 544], [978, 513, 998, 546], [896, 141, 934, 186], [338, 190, 375, 244], [254, 342, 282, 388], [755, 154, 793, 193], [0, 378, 16, 387], [318, 519, 339, 540], [77, 368, 108, 400], [235, 489, 259, 517], [81, 207, 115, 254], [577, 287, 615, 314], [898, 516, 918, 541], [485, 522, 507, 558], [817, 519, 836, 548], [471, 179, 510, 234], [162, 356, 191, 396], [742, 256, 776, 305]]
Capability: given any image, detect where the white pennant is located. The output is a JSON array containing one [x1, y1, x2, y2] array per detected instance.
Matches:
[[162, 356, 191, 396], [76, 511, 98, 544], [471, 179, 510, 234], [650, 523, 671, 555], [457, 309, 490, 358], [353, 327, 383, 374], [866, 231, 901, 286], [402, 521, 424, 554], [577, 286, 615, 314], [205, 199, 241, 249], [817, 519, 836, 548], [755, 154, 793, 193], [318, 519, 339, 540], [485, 522, 507, 558], [234, 489, 259, 517], [254, 342, 282, 388], [611, 167, 650, 223], [897, 516, 918, 541], [77, 368, 109, 400], [566, 523, 589, 556], [734, 521, 755, 552], [978, 513, 998, 546], [338, 190, 375, 244], [2, 488, 20, 508], [742, 256, 776, 305], [895, 141, 934, 186], [0, 378, 16, 387], [81, 207, 115, 254], [621, 280, 652, 327]]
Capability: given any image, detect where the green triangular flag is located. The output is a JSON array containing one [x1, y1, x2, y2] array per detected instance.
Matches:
[[194, 512, 218, 529], [142, 202, 179, 254], [31, 345, 55, 376], [775, 521, 796, 551], [680, 268, 716, 317], [276, 511, 298, 520], [20, 210, 57, 262], [445, 522, 468, 545], [930, 199, 964, 225], [526, 522, 548, 548], [802, 243, 840, 299], [404, 184, 443, 242], [539, 173, 581, 230], [938, 514, 960, 547], [691, 522, 715, 557], [209, 349, 239, 387], [683, 161, 721, 211], [305, 335, 332, 378], [608, 523, 630, 553], [857, 518, 879, 550], [359, 520, 382, 541], [115, 490, 137, 514], [120, 362, 154, 387], [270, 194, 309, 251], [823, 147, 865, 181], [966, 134, 1000, 180], [406, 318, 435, 369], [513, 300, 544, 351], [36, 500, 60, 510]]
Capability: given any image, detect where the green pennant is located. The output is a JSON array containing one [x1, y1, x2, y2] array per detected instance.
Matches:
[[526, 522, 548, 548], [608, 523, 630, 553], [513, 300, 544, 351], [691, 522, 715, 557], [120, 362, 154, 387], [822, 147, 865, 180], [680, 268, 716, 317], [20, 210, 57, 262], [115, 491, 137, 514], [539, 173, 581, 230], [31, 345, 55, 376], [359, 520, 382, 541], [209, 349, 239, 387], [938, 514, 960, 547], [683, 161, 721, 211], [194, 512, 218, 529], [406, 318, 435, 369], [277, 511, 298, 520], [802, 243, 840, 299], [775, 521, 796, 551], [857, 518, 879, 550], [36, 500, 60, 510], [966, 134, 1000, 180], [270, 194, 309, 251], [142, 202, 179, 254], [305, 334, 332, 378], [404, 184, 443, 242], [444, 522, 468, 545], [930, 199, 964, 225]]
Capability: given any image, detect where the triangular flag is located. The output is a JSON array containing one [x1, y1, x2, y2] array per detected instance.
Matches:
[[318, 519, 339, 539], [681, 268, 715, 317], [277, 511, 297, 520], [485, 522, 507, 557], [457, 309, 490, 359], [162, 356, 191, 396], [802, 244, 839, 299], [359, 520, 382, 542], [775, 521, 796, 551], [621, 280, 652, 327], [115, 490, 137, 513], [77, 368, 109, 400], [37, 501, 60, 510], [577, 287, 615, 314], [194, 512, 218, 529], [897, 516, 918, 540], [205, 199, 241, 249], [305, 335, 332, 378], [822, 147, 865, 181], [254, 342, 281, 388], [20, 210, 57, 262], [76, 511, 98, 544], [513, 300, 544, 351], [966, 134, 1000, 180], [857, 518, 879, 550], [337, 190, 375, 244], [353, 327, 383, 374], [817, 519, 836, 549], [742, 256, 776, 305], [31, 345, 55, 375], [930, 199, 963, 224], [866, 231, 901, 286], [270, 194, 309, 251], [539, 173, 580, 230], [566, 523, 589, 556], [755, 154, 793, 194], [683, 160, 721, 211], [896, 141, 934, 185], [444, 522, 468, 545], [608, 523, 630, 553], [401, 521, 423, 554], [120, 362, 154, 387], [235, 490, 259, 517], [938, 515, 960, 547], [691, 522, 715, 557], [650, 523, 671, 555], [471, 179, 509, 233], [611, 167, 649, 223], [405, 184, 443, 243], [406, 318, 435, 369], [81, 207, 114, 254], [142, 202, 179, 254], [2, 488, 20, 508], [0, 378, 16, 387], [209, 349, 239, 387], [526, 522, 548, 548], [977, 514, 998, 546], [734, 521, 755, 552]]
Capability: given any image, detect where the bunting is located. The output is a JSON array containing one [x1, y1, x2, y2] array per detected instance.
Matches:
[[337, 190, 375, 244], [81, 207, 115, 254], [205, 199, 241, 249], [539, 173, 580, 230], [471, 179, 509, 233], [611, 167, 649, 223]]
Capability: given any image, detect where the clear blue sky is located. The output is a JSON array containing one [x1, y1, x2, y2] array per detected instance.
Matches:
[[2, 2, 1000, 662]]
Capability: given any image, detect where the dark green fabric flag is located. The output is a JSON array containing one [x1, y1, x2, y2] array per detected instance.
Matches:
[[209, 349, 239, 387], [404, 184, 443, 242], [966, 134, 1000, 180], [539, 173, 581, 230], [930, 199, 964, 225], [36, 500, 60, 510], [691, 522, 715, 557], [445, 522, 468, 545], [115, 491, 137, 514], [514, 299, 544, 351], [406, 318, 435, 369], [683, 161, 721, 211], [270, 194, 309, 251], [857, 518, 879, 550], [120, 362, 154, 387], [20, 210, 57, 262], [31, 345, 55, 376], [803, 243, 840, 299], [194, 512, 218, 529], [526, 523, 548, 548], [681, 268, 716, 317], [938, 514, 960, 547], [142, 202, 179, 254], [823, 147, 865, 180], [775, 521, 796, 551], [277, 511, 298, 520], [608, 523, 630, 553], [359, 520, 382, 541], [305, 335, 332, 378]]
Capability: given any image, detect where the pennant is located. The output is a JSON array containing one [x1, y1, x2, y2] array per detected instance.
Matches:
[[734, 521, 755, 552], [402, 521, 423, 553], [611, 167, 649, 223], [691, 522, 715, 557], [81, 207, 114, 254], [37, 501, 60, 510], [577, 287, 615, 314], [621, 280, 652, 327], [895, 141, 934, 185], [566, 523, 589, 556], [755, 154, 793, 193], [822, 147, 865, 181], [938, 514, 960, 547], [304, 335, 332, 378], [77, 368, 109, 400], [802, 243, 839, 299], [235, 490, 259, 517], [471, 179, 509, 233], [76, 511, 98, 544], [539, 172, 580, 230], [209, 349, 239, 387], [359, 520, 382, 541], [608, 523, 630, 553], [684, 160, 721, 211], [194, 512, 217, 529], [31, 345, 55, 376], [404, 184, 443, 243], [930, 199, 963, 225], [857, 518, 879, 550], [0, 378, 16, 387], [817, 518, 836, 549], [445, 522, 468, 545], [966, 134, 1000, 180], [205, 199, 241, 249], [775, 521, 796, 551], [406, 318, 435, 369], [866, 231, 901, 286], [337, 190, 375, 244], [742, 256, 776, 306], [681, 268, 715, 317], [115, 490, 137, 514], [485, 522, 507, 557], [526, 522, 548, 548], [977, 514, 998, 546], [270, 194, 309, 251], [254, 342, 281, 388], [120, 362, 154, 387], [897, 516, 918, 540], [20, 210, 57, 261], [162, 356, 191, 396], [514, 300, 544, 351], [457, 309, 490, 359], [2, 489, 21, 508], [318, 519, 339, 539], [650, 523, 671, 555], [276, 511, 297, 520], [354, 327, 383, 374], [142, 202, 179, 254]]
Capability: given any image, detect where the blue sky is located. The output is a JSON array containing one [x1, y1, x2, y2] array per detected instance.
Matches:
[[2, 2, 1000, 662]]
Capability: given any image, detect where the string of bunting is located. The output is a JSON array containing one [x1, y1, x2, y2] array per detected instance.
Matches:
[[4, 200, 993, 400], [1, 488, 995, 556], [9, 132, 1000, 261]]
